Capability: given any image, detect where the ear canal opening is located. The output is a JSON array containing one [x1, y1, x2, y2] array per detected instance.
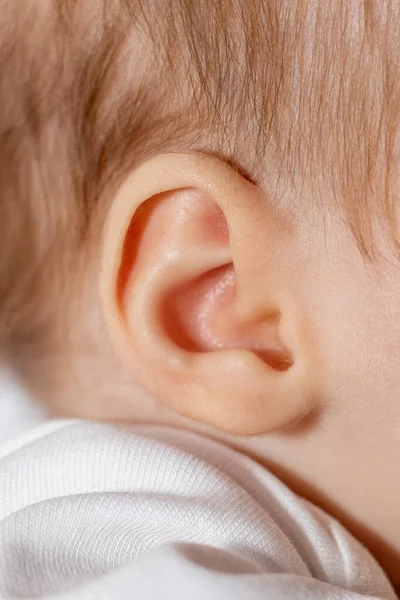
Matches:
[[161, 264, 294, 373], [253, 349, 293, 372]]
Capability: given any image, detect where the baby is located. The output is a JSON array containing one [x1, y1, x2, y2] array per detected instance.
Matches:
[[1, 0, 400, 597]]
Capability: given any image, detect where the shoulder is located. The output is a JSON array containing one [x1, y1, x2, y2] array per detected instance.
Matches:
[[0, 421, 395, 599]]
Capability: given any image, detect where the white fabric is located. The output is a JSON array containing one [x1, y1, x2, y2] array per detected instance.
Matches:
[[0, 420, 396, 599], [0, 368, 47, 443]]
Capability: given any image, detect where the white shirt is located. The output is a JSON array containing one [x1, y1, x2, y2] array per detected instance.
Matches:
[[0, 419, 396, 599]]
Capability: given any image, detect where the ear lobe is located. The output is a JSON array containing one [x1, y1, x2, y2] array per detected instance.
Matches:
[[101, 153, 317, 435]]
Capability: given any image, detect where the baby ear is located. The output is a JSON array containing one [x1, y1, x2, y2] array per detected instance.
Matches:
[[100, 153, 316, 435]]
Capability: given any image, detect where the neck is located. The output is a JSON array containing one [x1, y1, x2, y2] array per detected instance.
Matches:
[[237, 423, 400, 589]]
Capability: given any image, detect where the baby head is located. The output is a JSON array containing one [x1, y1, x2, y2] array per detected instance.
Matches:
[[1, 0, 400, 582]]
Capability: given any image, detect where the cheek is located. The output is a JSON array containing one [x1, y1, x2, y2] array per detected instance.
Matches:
[[311, 247, 400, 407]]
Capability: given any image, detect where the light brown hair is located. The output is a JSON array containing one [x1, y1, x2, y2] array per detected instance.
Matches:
[[0, 0, 399, 359]]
